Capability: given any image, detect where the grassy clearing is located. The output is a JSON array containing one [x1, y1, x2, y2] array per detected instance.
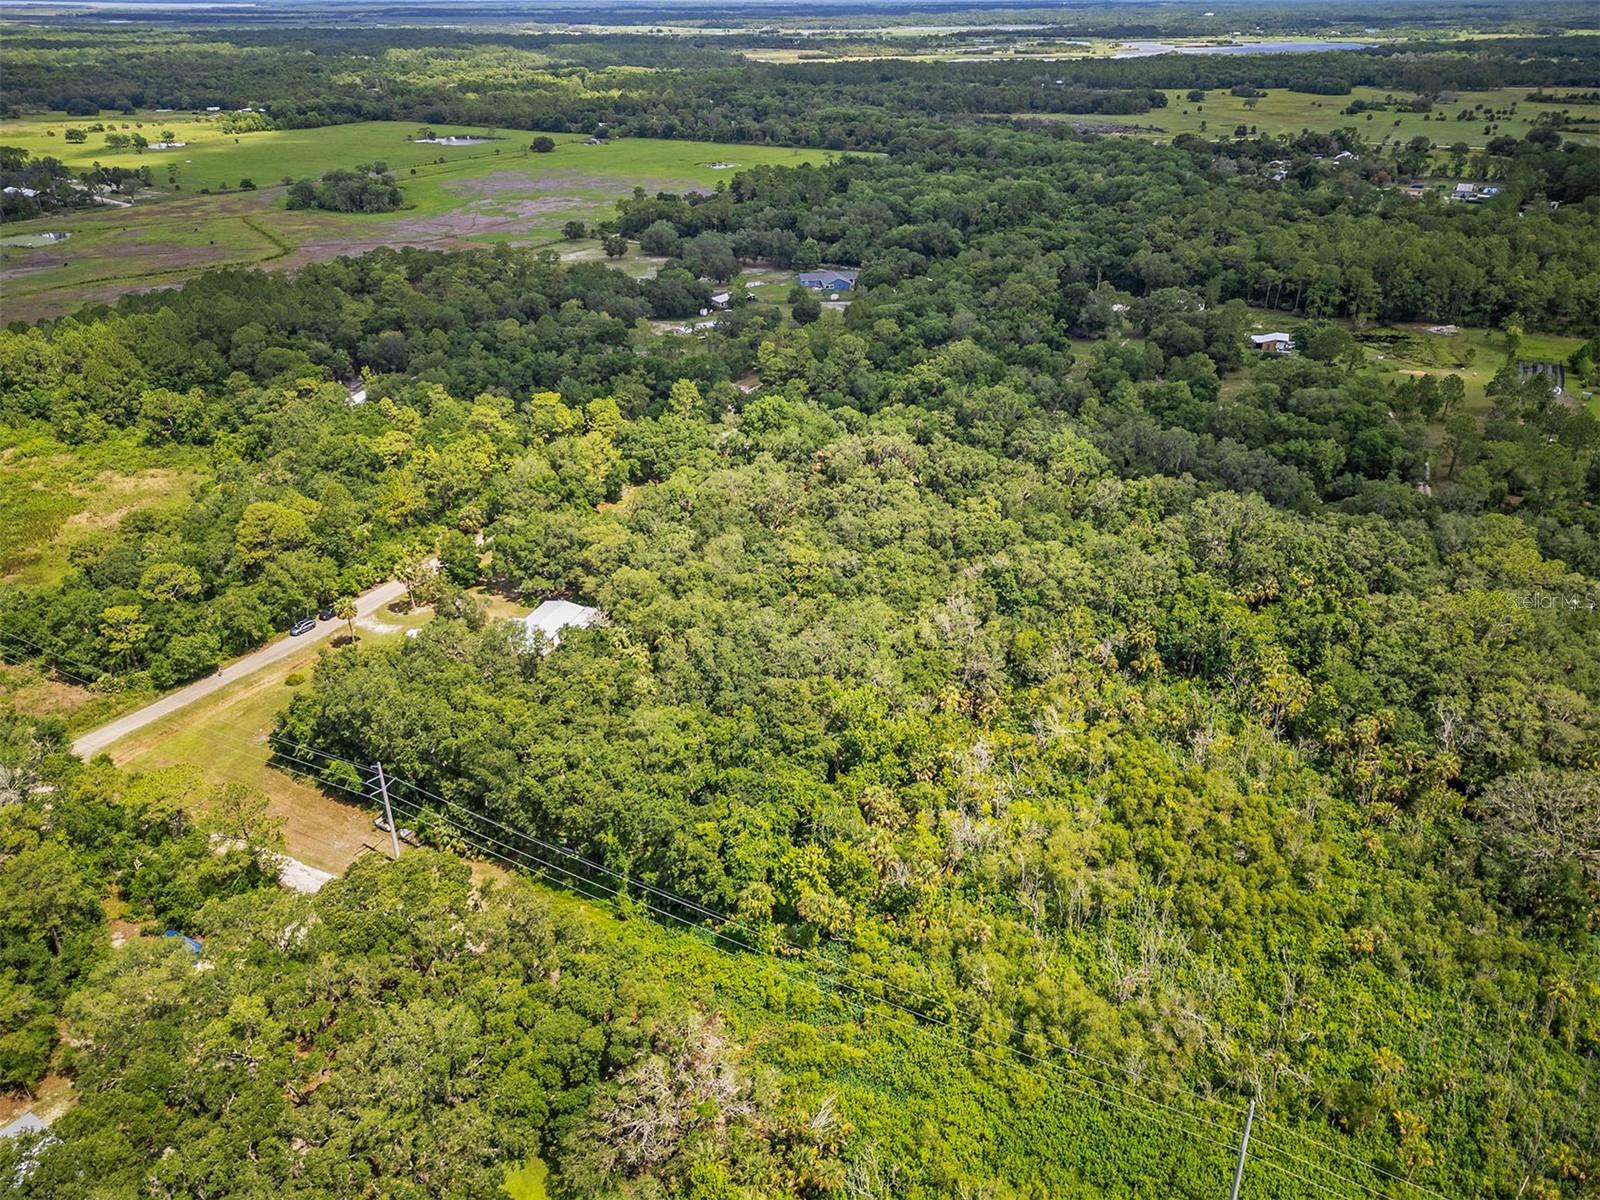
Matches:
[[105, 610, 431, 873], [0, 115, 509, 195], [1146, 86, 1600, 148], [97, 593, 531, 873], [0, 425, 207, 589], [0, 123, 841, 321]]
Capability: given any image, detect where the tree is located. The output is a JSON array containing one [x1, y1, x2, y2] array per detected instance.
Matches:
[[1297, 319, 1356, 364], [602, 234, 628, 258], [234, 501, 312, 569], [239, 177, 256, 190], [138, 562, 203, 604], [562, 219, 586, 240], [638, 220, 681, 257], [334, 595, 358, 642], [438, 530, 480, 587], [792, 238, 821, 272], [1442, 411, 1480, 478], [395, 549, 438, 609], [530, 136, 556, 153], [97, 605, 150, 668], [64, 128, 87, 143], [789, 285, 821, 325], [1476, 769, 1600, 927]]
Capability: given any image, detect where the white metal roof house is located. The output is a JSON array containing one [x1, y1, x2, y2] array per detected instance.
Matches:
[[1251, 332, 1295, 354], [520, 600, 601, 650]]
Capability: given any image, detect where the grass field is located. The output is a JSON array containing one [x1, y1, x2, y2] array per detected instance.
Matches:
[[0, 425, 207, 589], [1008, 86, 1600, 149], [0, 116, 512, 195], [1149, 86, 1600, 148], [0, 118, 841, 321], [103, 608, 431, 872]]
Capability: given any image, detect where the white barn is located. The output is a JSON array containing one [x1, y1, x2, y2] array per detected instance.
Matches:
[[520, 600, 601, 649]]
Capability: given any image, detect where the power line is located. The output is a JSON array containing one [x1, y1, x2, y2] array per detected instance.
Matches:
[[0, 633, 1447, 1197], [375, 783, 1394, 1200], [271, 733, 1437, 1200], [372, 787, 1251, 1163]]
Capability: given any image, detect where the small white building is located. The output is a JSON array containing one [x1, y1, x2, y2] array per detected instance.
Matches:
[[1251, 332, 1295, 354], [520, 600, 601, 650]]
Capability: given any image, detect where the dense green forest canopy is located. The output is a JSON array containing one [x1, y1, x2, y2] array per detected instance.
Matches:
[[1, 13, 1597, 1200], [0, 728, 852, 1199]]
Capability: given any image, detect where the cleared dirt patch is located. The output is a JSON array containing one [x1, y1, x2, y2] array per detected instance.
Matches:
[[62, 467, 192, 532]]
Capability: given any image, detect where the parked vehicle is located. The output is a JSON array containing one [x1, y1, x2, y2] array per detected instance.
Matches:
[[373, 815, 418, 844], [289, 617, 316, 636], [318, 605, 335, 621]]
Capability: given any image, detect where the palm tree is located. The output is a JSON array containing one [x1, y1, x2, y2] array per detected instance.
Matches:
[[334, 595, 357, 642]]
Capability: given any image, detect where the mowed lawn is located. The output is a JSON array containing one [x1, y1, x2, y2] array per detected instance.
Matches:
[[104, 611, 433, 874], [0, 119, 842, 320]]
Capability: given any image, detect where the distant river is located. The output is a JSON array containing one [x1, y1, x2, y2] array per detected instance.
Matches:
[[1112, 39, 1373, 57]]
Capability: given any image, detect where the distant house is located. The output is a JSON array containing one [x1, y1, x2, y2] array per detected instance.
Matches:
[[1453, 181, 1499, 202], [796, 268, 858, 292], [1401, 185, 1427, 198], [1332, 150, 1356, 162], [1251, 332, 1295, 355], [520, 600, 601, 650], [708, 291, 732, 309]]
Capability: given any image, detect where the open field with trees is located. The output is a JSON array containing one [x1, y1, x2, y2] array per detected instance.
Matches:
[[1118, 85, 1600, 147], [0, 125, 838, 319]]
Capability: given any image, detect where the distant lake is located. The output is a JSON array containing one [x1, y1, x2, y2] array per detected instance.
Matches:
[[1113, 39, 1373, 57]]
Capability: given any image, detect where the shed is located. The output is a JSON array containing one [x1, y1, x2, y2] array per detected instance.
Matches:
[[1251, 333, 1295, 354]]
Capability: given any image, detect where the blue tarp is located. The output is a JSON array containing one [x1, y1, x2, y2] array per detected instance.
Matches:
[[163, 930, 203, 955]]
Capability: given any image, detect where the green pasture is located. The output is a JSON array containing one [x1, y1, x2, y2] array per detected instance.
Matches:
[[0, 115, 509, 193], [1144, 86, 1600, 149], [0, 123, 839, 320]]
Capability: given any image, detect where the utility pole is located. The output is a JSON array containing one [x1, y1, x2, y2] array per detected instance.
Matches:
[[1228, 1098, 1256, 1200], [374, 761, 401, 859]]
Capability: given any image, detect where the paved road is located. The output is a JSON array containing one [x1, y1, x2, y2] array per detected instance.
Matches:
[[73, 579, 408, 759]]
